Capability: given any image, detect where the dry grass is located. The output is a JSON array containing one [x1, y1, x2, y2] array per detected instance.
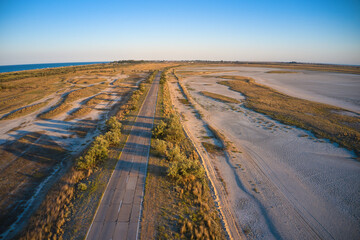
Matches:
[[66, 107, 93, 120], [201, 142, 224, 155], [1, 101, 49, 120], [0, 132, 67, 235], [65, 84, 107, 104], [218, 75, 360, 155], [178, 98, 190, 105], [39, 103, 73, 119], [85, 93, 111, 107], [266, 70, 299, 74], [73, 77, 106, 85], [200, 91, 240, 104]]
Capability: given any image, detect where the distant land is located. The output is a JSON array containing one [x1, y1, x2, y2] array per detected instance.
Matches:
[[0, 61, 109, 73]]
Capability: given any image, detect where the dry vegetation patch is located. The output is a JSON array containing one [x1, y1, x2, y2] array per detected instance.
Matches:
[[1, 101, 49, 120], [218, 75, 360, 155], [266, 70, 299, 74], [73, 77, 106, 85], [65, 84, 107, 103], [200, 91, 240, 104], [201, 142, 224, 155], [39, 103, 73, 119]]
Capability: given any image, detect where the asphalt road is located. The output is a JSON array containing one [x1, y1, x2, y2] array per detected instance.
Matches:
[[86, 72, 161, 240]]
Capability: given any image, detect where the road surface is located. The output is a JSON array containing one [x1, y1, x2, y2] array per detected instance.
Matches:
[[86, 72, 160, 240]]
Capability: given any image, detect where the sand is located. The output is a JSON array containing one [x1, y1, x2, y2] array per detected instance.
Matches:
[[184, 66, 360, 113], [172, 67, 360, 240]]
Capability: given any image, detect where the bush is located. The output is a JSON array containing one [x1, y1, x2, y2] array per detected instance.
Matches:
[[152, 120, 167, 139], [153, 139, 168, 156], [166, 145, 186, 162], [76, 135, 109, 170], [168, 158, 205, 184], [106, 116, 122, 130], [152, 115, 185, 144], [104, 129, 121, 145], [164, 115, 185, 143], [77, 183, 87, 191]]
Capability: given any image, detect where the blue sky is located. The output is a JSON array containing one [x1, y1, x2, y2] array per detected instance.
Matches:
[[0, 0, 359, 65]]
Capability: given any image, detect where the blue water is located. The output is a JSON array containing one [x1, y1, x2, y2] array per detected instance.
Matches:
[[0, 61, 110, 73]]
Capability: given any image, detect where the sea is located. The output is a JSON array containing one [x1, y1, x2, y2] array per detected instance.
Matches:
[[0, 61, 110, 73]]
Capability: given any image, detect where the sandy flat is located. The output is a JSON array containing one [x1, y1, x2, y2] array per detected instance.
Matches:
[[176, 67, 360, 240], [184, 66, 360, 113]]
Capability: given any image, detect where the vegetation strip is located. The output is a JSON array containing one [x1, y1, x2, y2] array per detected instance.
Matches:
[[141, 70, 225, 239], [200, 91, 240, 104], [218, 75, 360, 156], [266, 70, 299, 74], [0, 101, 49, 120]]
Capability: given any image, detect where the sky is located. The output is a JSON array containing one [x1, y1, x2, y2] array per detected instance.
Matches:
[[0, 0, 359, 65]]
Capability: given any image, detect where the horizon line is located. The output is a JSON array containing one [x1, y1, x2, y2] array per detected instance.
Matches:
[[1, 60, 359, 68]]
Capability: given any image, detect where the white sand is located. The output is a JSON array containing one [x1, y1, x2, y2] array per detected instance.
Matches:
[[174, 68, 360, 239], [184, 66, 360, 113]]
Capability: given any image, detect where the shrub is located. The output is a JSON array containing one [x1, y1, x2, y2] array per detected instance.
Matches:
[[77, 183, 87, 191], [166, 145, 186, 162], [153, 139, 168, 156], [106, 116, 122, 130], [167, 158, 205, 184], [163, 115, 185, 144], [104, 129, 121, 146], [152, 115, 185, 144], [152, 120, 167, 139], [76, 135, 109, 170]]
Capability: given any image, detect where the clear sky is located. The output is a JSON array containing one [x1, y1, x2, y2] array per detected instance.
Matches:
[[0, 0, 359, 65]]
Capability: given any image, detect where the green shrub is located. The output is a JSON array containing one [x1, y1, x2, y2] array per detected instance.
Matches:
[[164, 115, 185, 144], [168, 158, 205, 184], [152, 120, 167, 139], [153, 139, 168, 156], [104, 129, 121, 145], [106, 116, 122, 130], [77, 183, 87, 191], [152, 115, 185, 144], [166, 145, 186, 162], [76, 135, 109, 170]]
